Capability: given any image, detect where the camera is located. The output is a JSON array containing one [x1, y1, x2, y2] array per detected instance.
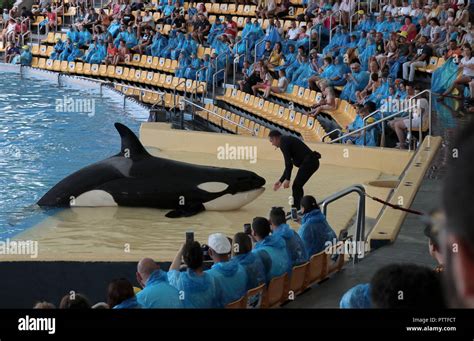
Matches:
[[185, 231, 194, 244], [244, 223, 252, 235], [290, 207, 298, 221]]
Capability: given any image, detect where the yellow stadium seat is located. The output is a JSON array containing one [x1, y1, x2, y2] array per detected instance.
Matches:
[[288, 262, 309, 296], [75, 62, 84, 74], [60, 61, 68, 72], [99, 64, 107, 77], [31, 57, 39, 68], [53, 60, 61, 71], [45, 59, 54, 70], [82, 63, 91, 75], [107, 65, 115, 78], [90, 63, 99, 76], [262, 273, 288, 308], [67, 61, 75, 73], [31, 44, 40, 56]]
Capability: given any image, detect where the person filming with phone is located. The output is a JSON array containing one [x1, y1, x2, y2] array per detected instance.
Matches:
[[269, 130, 321, 210]]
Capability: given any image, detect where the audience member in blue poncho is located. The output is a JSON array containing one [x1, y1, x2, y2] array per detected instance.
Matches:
[[297, 196, 337, 257], [269, 207, 308, 274], [148, 31, 168, 57], [50, 38, 64, 60], [326, 55, 351, 87], [207, 18, 225, 46], [251, 217, 289, 283], [108, 278, 142, 309], [135, 258, 184, 308], [184, 53, 202, 80], [359, 36, 377, 71], [161, 30, 178, 58], [88, 40, 107, 64], [342, 105, 377, 146], [232, 232, 266, 291], [175, 52, 189, 78], [67, 26, 80, 44], [285, 46, 305, 80], [168, 241, 219, 308], [170, 32, 186, 60], [340, 283, 372, 308], [206, 233, 248, 308], [18, 46, 32, 66], [78, 26, 92, 47], [255, 19, 281, 58], [290, 54, 311, 85], [66, 43, 83, 62], [275, 44, 296, 73], [340, 63, 370, 103], [58, 39, 74, 61], [107, 19, 121, 38], [323, 26, 349, 56], [355, 14, 375, 32], [82, 39, 99, 63], [198, 54, 212, 82]]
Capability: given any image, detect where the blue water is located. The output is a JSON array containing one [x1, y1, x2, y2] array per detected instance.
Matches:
[[0, 72, 142, 238]]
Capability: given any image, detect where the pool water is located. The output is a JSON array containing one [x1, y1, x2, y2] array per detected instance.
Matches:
[[0, 72, 141, 238]]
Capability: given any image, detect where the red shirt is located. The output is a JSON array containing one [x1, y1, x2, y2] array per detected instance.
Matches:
[[225, 21, 237, 38]]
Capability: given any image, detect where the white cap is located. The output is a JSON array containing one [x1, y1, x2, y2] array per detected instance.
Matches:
[[208, 233, 231, 254], [457, 0, 465, 5]]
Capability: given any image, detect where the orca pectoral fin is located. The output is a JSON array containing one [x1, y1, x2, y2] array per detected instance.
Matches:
[[165, 203, 205, 218]]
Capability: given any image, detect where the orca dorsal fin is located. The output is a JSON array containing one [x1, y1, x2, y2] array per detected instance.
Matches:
[[114, 123, 151, 159]]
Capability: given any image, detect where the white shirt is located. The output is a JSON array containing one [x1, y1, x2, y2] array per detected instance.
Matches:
[[430, 25, 441, 42], [287, 27, 301, 40], [461, 56, 474, 77], [400, 6, 412, 16]]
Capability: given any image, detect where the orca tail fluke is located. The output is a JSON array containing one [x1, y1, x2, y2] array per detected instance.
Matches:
[[114, 123, 151, 160]]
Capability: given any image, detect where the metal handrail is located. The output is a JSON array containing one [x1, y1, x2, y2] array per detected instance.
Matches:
[[212, 68, 226, 99], [319, 184, 366, 263], [254, 38, 266, 64], [328, 10, 342, 42], [322, 128, 341, 142], [180, 98, 255, 134], [193, 81, 206, 103], [329, 104, 419, 147], [363, 110, 384, 146], [349, 10, 364, 33], [233, 53, 245, 87], [173, 78, 190, 109]]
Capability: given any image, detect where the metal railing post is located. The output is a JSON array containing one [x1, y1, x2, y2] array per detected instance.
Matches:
[[319, 184, 366, 264], [254, 39, 265, 64], [212, 68, 226, 99]]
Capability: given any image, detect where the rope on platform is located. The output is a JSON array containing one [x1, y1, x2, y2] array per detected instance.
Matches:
[[364, 193, 425, 216]]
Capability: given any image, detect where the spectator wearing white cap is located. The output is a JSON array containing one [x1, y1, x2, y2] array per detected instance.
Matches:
[[206, 233, 248, 307], [454, 0, 470, 26]]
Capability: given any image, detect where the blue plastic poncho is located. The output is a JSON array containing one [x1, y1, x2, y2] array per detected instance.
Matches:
[[342, 114, 377, 146], [233, 252, 266, 291], [207, 22, 225, 46], [359, 38, 377, 71], [170, 32, 186, 60], [83, 42, 98, 63], [107, 21, 121, 38], [175, 55, 189, 78], [161, 30, 178, 58], [149, 33, 168, 57], [136, 270, 184, 308], [327, 56, 350, 86], [206, 261, 248, 308], [67, 28, 80, 44], [340, 70, 370, 103], [167, 268, 218, 308], [78, 29, 92, 47], [50, 40, 64, 60], [431, 58, 459, 94], [340, 283, 372, 308], [272, 224, 308, 274], [184, 56, 201, 79], [253, 234, 289, 283], [88, 43, 107, 64], [58, 43, 73, 61], [113, 296, 142, 309], [298, 209, 337, 257], [19, 50, 32, 66]]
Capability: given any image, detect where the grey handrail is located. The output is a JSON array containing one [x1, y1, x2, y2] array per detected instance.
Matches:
[[173, 78, 190, 109], [349, 10, 364, 33], [329, 104, 419, 146], [319, 184, 366, 264], [328, 10, 342, 42], [180, 98, 255, 134], [212, 68, 226, 99], [322, 128, 341, 142], [254, 38, 266, 64], [233, 53, 245, 87], [363, 110, 384, 146]]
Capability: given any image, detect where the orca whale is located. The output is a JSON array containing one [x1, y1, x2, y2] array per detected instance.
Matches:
[[37, 123, 266, 218]]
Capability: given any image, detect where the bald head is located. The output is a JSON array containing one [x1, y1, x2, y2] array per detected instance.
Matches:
[[137, 258, 159, 285]]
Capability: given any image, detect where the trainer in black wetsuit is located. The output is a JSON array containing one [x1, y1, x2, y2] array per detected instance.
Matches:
[[269, 130, 321, 209]]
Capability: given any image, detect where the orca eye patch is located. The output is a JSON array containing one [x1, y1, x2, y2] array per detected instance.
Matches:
[[197, 182, 229, 193]]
